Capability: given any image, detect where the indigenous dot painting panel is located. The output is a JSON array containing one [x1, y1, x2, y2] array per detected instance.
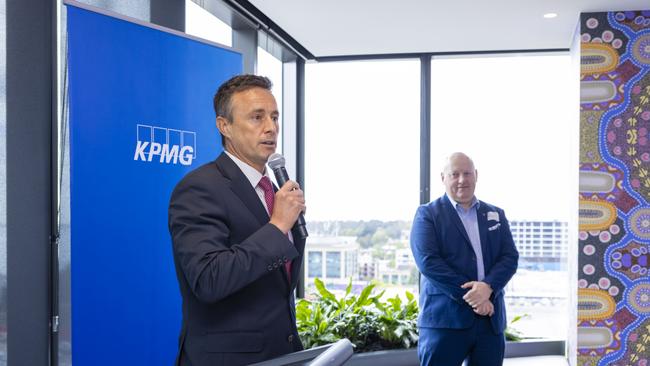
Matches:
[[579, 10, 650, 366]]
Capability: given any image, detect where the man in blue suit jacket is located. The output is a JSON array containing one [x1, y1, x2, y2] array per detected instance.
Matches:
[[169, 75, 306, 366], [410, 152, 518, 366]]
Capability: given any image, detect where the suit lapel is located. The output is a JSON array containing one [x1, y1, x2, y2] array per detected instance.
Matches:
[[216, 153, 301, 288], [442, 195, 472, 246], [215, 153, 269, 227]]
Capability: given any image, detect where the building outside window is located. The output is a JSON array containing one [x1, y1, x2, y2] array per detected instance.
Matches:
[[304, 236, 360, 294]]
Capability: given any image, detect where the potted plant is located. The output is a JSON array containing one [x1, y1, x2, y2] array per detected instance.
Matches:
[[296, 278, 419, 365]]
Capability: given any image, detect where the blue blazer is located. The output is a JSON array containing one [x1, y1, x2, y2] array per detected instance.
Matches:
[[168, 153, 305, 366], [410, 194, 518, 334]]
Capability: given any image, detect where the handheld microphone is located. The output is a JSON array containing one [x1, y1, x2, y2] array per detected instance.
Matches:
[[267, 153, 308, 239]]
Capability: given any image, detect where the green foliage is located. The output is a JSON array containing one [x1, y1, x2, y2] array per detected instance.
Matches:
[[374, 291, 419, 349], [297, 278, 531, 352], [504, 313, 530, 341], [296, 278, 419, 352]]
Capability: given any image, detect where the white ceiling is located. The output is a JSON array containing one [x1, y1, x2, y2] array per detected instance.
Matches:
[[249, 0, 650, 58]]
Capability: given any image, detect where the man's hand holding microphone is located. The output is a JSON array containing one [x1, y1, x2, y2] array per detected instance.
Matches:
[[267, 153, 308, 238]]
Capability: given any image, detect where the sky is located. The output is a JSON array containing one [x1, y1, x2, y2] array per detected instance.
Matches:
[[304, 59, 421, 222], [303, 54, 576, 222]]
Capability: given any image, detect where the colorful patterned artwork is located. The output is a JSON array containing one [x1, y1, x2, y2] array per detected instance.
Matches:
[[579, 10, 650, 366]]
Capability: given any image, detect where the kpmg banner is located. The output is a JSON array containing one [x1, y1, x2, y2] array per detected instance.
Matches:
[[67, 3, 241, 365]]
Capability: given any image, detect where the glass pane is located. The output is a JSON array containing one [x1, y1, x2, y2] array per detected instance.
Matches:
[[0, 0, 6, 363], [430, 54, 574, 340], [305, 59, 420, 299], [326, 252, 341, 278], [256, 47, 283, 155], [308, 252, 322, 278], [185, 0, 231, 47], [58, 4, 71, 365]]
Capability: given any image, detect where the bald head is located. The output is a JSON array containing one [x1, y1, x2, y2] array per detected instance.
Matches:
[[441, 152, 478, 208], [442, 152, 475, 174]]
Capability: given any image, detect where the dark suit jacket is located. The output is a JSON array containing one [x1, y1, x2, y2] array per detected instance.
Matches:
[[168, 153, 305, 366], [410, 194, 518, 334]]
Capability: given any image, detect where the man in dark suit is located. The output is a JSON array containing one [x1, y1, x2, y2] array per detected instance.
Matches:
[[410, 152, 518, 366], [168, 74, 306, 366]]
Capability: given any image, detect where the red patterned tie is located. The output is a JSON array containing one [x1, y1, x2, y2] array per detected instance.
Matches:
[[258, 176, 292, 282]]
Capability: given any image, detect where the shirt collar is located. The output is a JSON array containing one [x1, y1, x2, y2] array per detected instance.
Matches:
[[224, 150, 271, 187], [447, 194, 479, 212]]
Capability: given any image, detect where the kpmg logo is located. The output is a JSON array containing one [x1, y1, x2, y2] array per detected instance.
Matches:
[[133, 124, 196, 166]]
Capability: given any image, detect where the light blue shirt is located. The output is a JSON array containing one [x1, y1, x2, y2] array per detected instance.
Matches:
[[449, 196, 485, 281]]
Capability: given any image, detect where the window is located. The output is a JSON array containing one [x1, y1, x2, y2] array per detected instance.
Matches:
[[256, 46, 283, 154], [305, 59, 420, 299], [308, 252, 322, 278], [326, 252, 341, 278], [430, 54, 574, 340], [184, 0, 231, 47]]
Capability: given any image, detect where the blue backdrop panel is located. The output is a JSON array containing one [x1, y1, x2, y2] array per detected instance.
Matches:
[[67, 4, 241, 365]]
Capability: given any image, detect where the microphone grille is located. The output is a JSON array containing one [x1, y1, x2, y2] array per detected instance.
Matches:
[[267, 153, 285, 170]]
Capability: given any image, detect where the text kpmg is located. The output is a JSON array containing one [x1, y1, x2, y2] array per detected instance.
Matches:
[[133, 124, 196, 166]]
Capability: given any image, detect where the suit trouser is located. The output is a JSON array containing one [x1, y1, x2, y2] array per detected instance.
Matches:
[[418, 316, 505, 366]]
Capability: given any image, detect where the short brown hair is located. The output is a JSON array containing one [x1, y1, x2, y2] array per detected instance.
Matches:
[[214, 74, 273, 119], [213, 74, 273, 145]]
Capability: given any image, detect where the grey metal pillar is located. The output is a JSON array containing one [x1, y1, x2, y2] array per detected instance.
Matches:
[[6, 0, 55, 364], [233, 26, 257, 74], [150, 0, 185, 32]]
